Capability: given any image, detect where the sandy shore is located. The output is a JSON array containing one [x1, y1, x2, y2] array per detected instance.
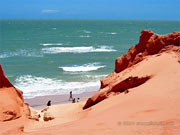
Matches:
[[25, 91, 95, 107]]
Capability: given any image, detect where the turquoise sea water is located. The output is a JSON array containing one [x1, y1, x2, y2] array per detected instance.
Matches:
[[0, 19, 179, 98]]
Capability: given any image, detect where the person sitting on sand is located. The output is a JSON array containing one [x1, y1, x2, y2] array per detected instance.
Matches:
[[47, 100, 51, 106], [72, 98, 76, 103], [77, 98, 80, 102], [69, 91, 73, 101]]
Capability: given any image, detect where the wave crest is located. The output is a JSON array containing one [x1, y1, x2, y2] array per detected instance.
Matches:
[[59, 63, 105, 72], [40, 43, 63, 46], [42, 46, 116, 54]]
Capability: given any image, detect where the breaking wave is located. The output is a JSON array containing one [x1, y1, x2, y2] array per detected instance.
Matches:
[[59, 63, 105, 72], [15, 75, 100, 98], [40, 43, 63, 46], [42, 46, 116, 54]]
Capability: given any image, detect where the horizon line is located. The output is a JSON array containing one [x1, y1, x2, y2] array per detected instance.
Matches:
[[0, 18, 179, 21]]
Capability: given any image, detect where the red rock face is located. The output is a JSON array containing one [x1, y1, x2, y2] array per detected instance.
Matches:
[[83, 30, 180, 109], [115, 30, 180, 73], [0, 65, 14, 88], [83, 76, 150, 109], [0, 65, 30, 121]]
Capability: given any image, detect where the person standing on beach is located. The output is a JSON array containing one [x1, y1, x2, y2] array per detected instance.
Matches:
[[47, 100, 51, 106], [69, 91, 73, 101], [72, 98, 76, 103]]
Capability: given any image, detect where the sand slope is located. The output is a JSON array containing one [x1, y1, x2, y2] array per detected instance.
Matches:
[[24, 46, 180, 135]]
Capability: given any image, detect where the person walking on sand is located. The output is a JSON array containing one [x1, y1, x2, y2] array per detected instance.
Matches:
[[47, 100, 51, 106], [69, 91, 73, 101]]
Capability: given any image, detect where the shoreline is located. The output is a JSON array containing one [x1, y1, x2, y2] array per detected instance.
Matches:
[[24, 91, 95, 107], [1, 30, 179, 135]]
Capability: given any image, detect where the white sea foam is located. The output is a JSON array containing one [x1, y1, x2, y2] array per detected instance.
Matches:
[[60, 63, 105, 72], [84, 74, 107, 80], [40, 43, 63, 46], [42, 46, 116, 54], [0, 54, 10, 58], [106, 32, 118, 35], [0, 49, 43, 58], [15, 75, 100, 98], [83, 30, 91, 33], [79, 35, 91, 38]]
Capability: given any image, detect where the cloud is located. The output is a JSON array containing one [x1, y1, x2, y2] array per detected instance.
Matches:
[[41, 10, 59, 13]]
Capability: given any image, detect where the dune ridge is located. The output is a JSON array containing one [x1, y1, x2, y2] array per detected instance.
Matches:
[[83, 30, 180, 109]]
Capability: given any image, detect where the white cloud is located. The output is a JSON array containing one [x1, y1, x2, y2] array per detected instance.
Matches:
[[41, 10, 59, 13]]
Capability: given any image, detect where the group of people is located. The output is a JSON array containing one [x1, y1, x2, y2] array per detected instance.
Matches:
[[69, 91, 80, 103], [46, 91, 80, 107]]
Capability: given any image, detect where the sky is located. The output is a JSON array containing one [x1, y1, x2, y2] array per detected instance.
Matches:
[[0, 0, 180, 20]]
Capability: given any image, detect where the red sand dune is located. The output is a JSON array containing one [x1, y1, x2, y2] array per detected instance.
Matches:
[[83, 30, 180, 109], [0, 30, 180, 135]]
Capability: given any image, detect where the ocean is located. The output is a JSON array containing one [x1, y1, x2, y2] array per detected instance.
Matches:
[[0, 19, 179, 98]]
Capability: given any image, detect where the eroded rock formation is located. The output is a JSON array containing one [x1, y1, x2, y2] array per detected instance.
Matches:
[[115, 30, 180, 73], [0, 65, 30, 121], [83, 30, 180, 109]]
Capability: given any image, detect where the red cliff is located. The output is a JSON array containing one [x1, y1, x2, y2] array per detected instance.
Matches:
[[0, 65, 30, 121], [115, 30, 179, 73], [83, 30, 180, 109]]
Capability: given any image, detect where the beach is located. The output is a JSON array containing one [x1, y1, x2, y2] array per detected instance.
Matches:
[[25, 91, 95, 107], [0, 20, 180, 135], [0, 0, 180, 134]]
